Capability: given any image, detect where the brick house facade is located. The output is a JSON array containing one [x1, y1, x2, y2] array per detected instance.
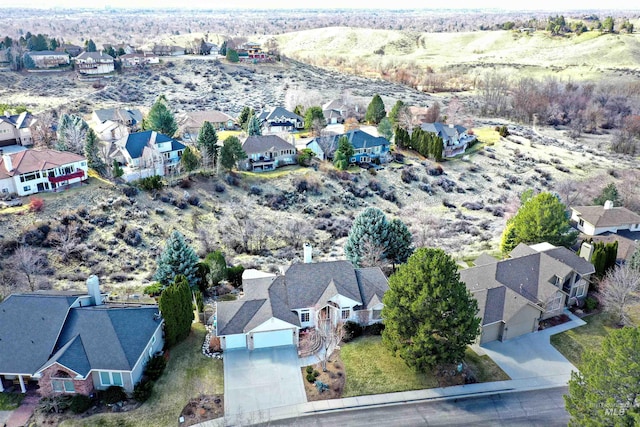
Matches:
[[38, 363, 94, 396]]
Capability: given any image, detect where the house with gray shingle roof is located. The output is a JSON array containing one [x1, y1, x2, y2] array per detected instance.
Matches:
[[0, 276, 163, 396], [0, 111, 37, 146], [240, 135, 297, 171], [257, 107, 304, 134], [113, 130, 186, 181], [460, 242, 594, 344], [216, 247, 388, 351], [570, 201, 640, 236], [306, 129, 391, 164], [420, 122, 476, 158]]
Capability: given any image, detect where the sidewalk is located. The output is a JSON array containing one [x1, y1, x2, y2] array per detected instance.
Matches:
[[196, 309, 585, 426], [5, 392, 39, 427]]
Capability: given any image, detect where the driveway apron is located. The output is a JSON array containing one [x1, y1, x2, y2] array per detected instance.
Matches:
[[224, 346, 307, 416]]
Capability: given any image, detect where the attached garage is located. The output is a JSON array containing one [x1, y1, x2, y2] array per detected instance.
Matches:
[[252, 329, 295, 349], [480, 322, 504, 344], [223, 334, 247, 350]]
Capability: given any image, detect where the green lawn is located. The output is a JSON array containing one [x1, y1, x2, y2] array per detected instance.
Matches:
[[472, 127, 501, 146], [340, 336, 509, 397], [550, 312, 613, 367], [217, 130, 242, 141], [61, 324, 223, 427], [0, 392, 24, 410], [239, 164, 304, 179]]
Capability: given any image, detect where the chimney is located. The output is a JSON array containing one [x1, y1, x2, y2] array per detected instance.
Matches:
[[4, 111, 10, 118], [604, 200, 614, 210], [149, 131, 157, 146], [2, 154, 12, 172], [579, 241, 594, 262], [303, 243, 312, 264], [86, 275, 103, 306]]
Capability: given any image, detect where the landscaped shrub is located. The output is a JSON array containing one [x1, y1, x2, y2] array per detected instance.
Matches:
[[137, 175, 163, 192], [144, 355, 167, 381], [29, 196, 45, 212], [306, 366, 313, 375], [343, 321, 363, 342], [495, 125, 510, 137], [306, 373, 316, 383], [133, 380, 154, 403], [144, 282, 163, 297], [313, 370, 320, 378], [101, 386, 126, 404], [585, 296, 599, 312], [365, 323, 385, 335], [226, 265, 245, 288], [69, 394, 92, 414]]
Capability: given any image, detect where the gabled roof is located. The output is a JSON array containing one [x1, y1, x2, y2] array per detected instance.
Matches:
[[118, 131, 185, 159], [76, 51, 114, 61], [355, 267, 389, 308], [179, 110, 235, 128], [241, 135, 295, 154], [0, 149, 85, 177], [322, 100, 347, 112], [0, 294, 78, 375], [41, 305, 161, 375], [94, 108, 143, 125], [257, 107, 302, 122], [571, 205, 640, 228], [344, 130, 389, 150], [28, 50, 69, 57], [0, 111, 36, 129]]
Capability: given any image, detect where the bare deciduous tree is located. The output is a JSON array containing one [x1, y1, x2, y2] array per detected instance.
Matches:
[[316, 308, 345, 372], [599, 265, 640, 326], [280, 217, 314, 249], [31, 110, 57, 149], [10, 245, 48, 292]]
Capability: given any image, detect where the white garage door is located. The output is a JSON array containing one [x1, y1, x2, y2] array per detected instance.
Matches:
[[253, 329, 294, 349], [224, 334, 247, 349]]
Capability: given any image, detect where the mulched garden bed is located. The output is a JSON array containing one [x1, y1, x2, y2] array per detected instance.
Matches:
[[538, 313, 571, 330], [178, 394, 224, 426]]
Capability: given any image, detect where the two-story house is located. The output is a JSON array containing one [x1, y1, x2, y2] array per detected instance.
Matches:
[[306, 129, 391, 164], [0, 112, 36, 147], [178, 110, 237, 142], [257, 107, 304, 134], [25, 51, 70, 69], [119, 53, 160, 68], [92, 108, 143, 142], [421, 122, 476, 158], [216, 245, 388, 350], [460, 242, 595, 344], [0, 149, 88, 196], [113, 130, 185, 181], [240, 135, 297, 172], [75, 51, 115, 75]]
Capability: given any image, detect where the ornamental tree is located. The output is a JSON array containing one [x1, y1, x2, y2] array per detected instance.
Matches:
[[382, 248, 480, 372], [246, 114, 262, 136], [219, 136, 247, 171], [158, 274, 194, 348], [304, 106, 326, 133], [500, 192, 578, 254], [196, 121, 218, 168], [143, 95, 178, 137], [365, 94, 386, 125], [84, 128, 105, 175], [180, 146, 200, 173], [154, 230, 199, 290], [333, 135, 354, 170], [565, 326, 640, 426]]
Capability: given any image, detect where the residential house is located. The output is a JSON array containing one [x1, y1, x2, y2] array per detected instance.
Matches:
[[216, 245, 388, 350], [57, 44, 83, 57], [92, 108, 143, 141], [25, 51, 70, 69], [120, 53, 160, 68], [151, 45, 185, 56], [75, 51, 115, 75], [197, 41, 218, 56], [113, 130, 186, 181], [460, 242, 595, 344], [0, 149, 88, 196], [306, 129, 391, 164], [257, 107, 304, 133], [571, 201, 640, 264], [0, 276, 163, 395], [322, 99, 360, 124], [240, 135, 297, 172], [421, 122, 476, 158], [237, 42, 268, 62], [178, 110, 236, 142], [0, 111, 37, 146]]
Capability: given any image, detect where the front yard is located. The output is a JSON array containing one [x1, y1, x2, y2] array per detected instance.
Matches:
[[550, 312, 617, 367], [339, 336, 509, 397], [59, 324, 223, 427], [0, 392, 24, 410]]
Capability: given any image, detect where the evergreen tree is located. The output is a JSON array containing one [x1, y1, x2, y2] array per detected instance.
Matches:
[[333, 135, 354, 170], [389, 100, 406, 126], [500, 192, 577, 253], [630, 245, 640, 272], [591, 241, 618, 278], [22, 53, 35, 69], [49, 38, 59, 51], [56, 114, 89, 154], [86, 39, 97, 52], [293, 104, 305, 117], [344, 207, 391, 267], [365, 94, 386, 125], [219, 40, 227, 56], [500, 222, 518, 255], [565, 326, 640, 426], [246, 114, 262, 136], [394, 126, 410, 149], [196, 121, 218, 168], [112, 159, 124, 178], [377, 117, 394, 141], [386, 218, 414, 269], [219, 136, 247, 171], [304, 106, 326, 131], [143, 96, 178, 137], [154, 230, 200, 290], [158, 274, 194, 348], [180, 146, 200, 173], [238, 106, 253, 130], [593, 183, 620, 206], [226, 48, 239, 63], [205, 250, 227, 288], [84, 128, 105, 175], [382, 248, 480, 372]]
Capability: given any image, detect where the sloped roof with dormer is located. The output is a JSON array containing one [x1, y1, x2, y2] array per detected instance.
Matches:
[[117, 130, 185, 159]]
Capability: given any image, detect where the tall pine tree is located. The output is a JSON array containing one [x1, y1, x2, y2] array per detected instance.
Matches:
[[143, 95, 178, 137], [246, 114, 262, 136], [219, 136, 247, 171], [382, 248, 480, 372], [84, 128, 105, 175], [365, 94, 386, 125], [158, 274, 194, 348], [386, 218, 414, 270], [196, 121, 218, 168], [154, 230, 199, 290]]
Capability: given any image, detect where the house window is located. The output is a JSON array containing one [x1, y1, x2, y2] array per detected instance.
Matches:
[[571, 282, 586, 298], [51, 379, 75, 393], [341, 309, 350, 320], [547, 292, 564, 312], [99, 371, 123, 387], [579, 219, 584, 227], [23, 185, 31, 192], [300, 311, 310, 323], [1, 188, 7, 193]]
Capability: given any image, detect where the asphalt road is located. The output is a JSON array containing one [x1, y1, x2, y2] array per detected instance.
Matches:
[[265, 387, 570, 427]]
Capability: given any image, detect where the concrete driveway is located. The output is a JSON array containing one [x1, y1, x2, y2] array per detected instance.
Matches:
[[223, 346, 307, 416], [478, 310, 585, 388]]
